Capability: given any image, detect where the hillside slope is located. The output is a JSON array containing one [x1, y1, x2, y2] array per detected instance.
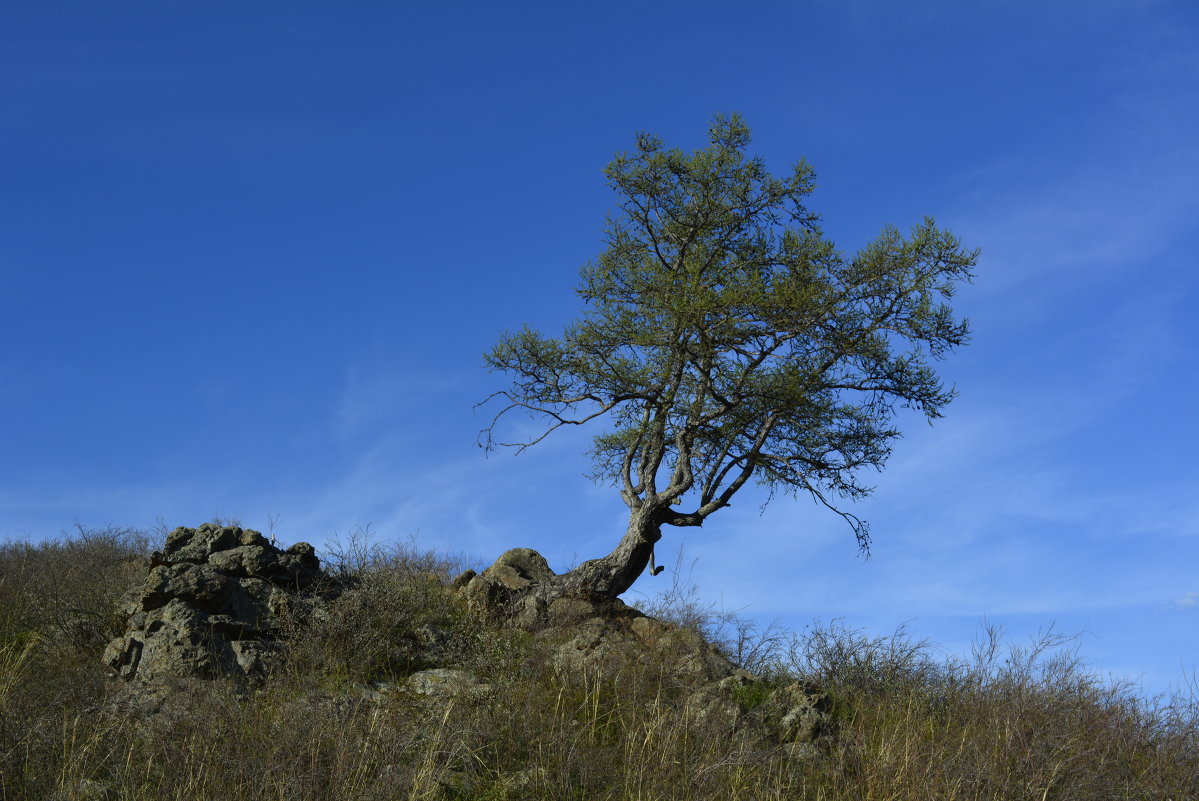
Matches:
[[1, 525, 1195, 800]]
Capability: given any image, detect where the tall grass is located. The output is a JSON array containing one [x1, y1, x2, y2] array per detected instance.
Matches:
[[0, 526, 1194, 800]]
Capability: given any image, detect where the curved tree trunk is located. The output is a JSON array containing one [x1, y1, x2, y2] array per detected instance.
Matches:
[[539, 509, 663, 601]]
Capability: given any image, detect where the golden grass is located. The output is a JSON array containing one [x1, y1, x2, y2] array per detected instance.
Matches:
[[0, 526, 1194, 800]]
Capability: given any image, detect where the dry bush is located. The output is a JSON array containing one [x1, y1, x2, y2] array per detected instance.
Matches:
[[278, 528, 479, 688], [0, 524, 151, 645], [0, 525, 152, 800], [629, 546, 790, 678], [784, 620, 1199, 800]]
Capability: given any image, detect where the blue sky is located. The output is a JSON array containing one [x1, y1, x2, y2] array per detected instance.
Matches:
[[2, 2, 1196, 696]]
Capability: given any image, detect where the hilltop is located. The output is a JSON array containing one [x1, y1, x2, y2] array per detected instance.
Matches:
[[0, 525, 1195, 800]]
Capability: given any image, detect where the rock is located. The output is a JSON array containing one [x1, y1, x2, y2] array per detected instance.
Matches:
[[682, 671, 756, 736], [460, 573, 510, 616], [460, 549, 740, 681], [410, 623, 470, 665], [548, 609, 733, 681], [552, 616, 641, 675], [454, 546, 833, 751], [480, 547, 555, 590], [404, 668, 491, 700], [104, 674, 232, 731], [677, 670, 832, 749], [546, 596, 596, 627], [628, 615, 738, 681], [685, 682, 744, 735], [450, 568, 477, 589], [103, 524, 337, 684], [512, 593, 548, 631], [758, 680, 831, 744]]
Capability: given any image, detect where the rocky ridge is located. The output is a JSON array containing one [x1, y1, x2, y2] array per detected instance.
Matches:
[[102, 531, 832, 757], [454, 547, 833, 752], [103, 524, 336, 683]]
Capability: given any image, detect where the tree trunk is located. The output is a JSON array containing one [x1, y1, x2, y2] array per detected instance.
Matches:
[[538, 509, 662, 602]]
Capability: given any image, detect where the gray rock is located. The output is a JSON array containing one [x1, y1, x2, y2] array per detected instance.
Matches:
[[546, 596, 596, 627], [758, 680, 831, 744], [450, 569, 477, 589], [512, 593, 548, 630], [207, 544, 279, 577], [480, 547, 555, 590], [628, 615, 738, 681], [411, 623, 469, 665], [551, 616, 656, 676], [679, 672, 832, 748], [685, 682, 744, 735], [103, 524, 337, 684], [460, 573, 509, 616], [452, 546, 835, 752], [404, 668, 491, 700]]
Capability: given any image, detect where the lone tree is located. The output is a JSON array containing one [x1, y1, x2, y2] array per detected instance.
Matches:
[[481, 114, 976, 602]]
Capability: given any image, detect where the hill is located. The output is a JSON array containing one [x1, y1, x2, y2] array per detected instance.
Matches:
[[1, 525, 1195, 800]]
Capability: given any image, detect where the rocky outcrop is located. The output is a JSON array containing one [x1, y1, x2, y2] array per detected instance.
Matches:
[[455, 547, 737, 681], [454, 546, 833, 752], [102, 532, 831, 756], [103, 524, 336, 683]]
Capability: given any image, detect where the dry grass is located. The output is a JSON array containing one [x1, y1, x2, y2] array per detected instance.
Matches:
[[0, 526, 1195, 800]]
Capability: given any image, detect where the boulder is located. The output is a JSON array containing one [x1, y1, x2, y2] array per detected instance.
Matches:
[[480, 547, 555, 590], [404, 668, 492, 700], [460, 573, 510, 617], [103, 524, 336, 683]]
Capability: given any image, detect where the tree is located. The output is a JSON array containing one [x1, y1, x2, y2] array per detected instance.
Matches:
[[480, 114, 977, 602]]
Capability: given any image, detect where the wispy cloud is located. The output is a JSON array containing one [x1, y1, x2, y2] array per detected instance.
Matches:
[[1169, 592, 1198, 611]]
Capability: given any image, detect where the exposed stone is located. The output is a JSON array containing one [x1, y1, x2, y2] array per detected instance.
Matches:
[[454, 544, 833, 751], [460, 547, 740, 682], [460, 573, 510, 616], [480, 547, 555, 590], [546, 596, 596, 627], [757, 680, 832, 744], [103, 524, 337, 684], [552, 616, 644, 675], [512, 593, 548, 631], [628, 615, 738, 681], [679, 671, 832, 750], [450, 568, 477, 589], [410, 623, 470, 666], [685, 682, 744, 735], [404, 668, 491, 700]]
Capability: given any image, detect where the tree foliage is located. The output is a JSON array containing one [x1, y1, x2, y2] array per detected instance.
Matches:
[[482, 114, 976, 551]]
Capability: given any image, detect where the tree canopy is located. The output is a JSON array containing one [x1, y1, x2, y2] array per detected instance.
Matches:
[[481, 114, 976, 593]]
